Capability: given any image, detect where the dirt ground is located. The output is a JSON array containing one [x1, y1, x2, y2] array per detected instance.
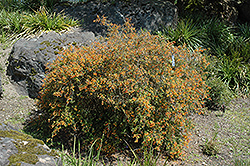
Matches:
[[0, 45, 36, 130], [0, 44, 249, 166]]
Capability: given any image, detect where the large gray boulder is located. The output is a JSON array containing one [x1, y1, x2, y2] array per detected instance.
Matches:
[[54, 0, 178, 35], [0, 123, 62, 166], [7, 29, 95, 98]]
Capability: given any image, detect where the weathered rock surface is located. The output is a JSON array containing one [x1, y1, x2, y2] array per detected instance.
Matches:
[[219, 0, 238, 22], [54, 0, 178, 35], [0, 74, 2, 97], [7, 29, 95, 98], [0, 123, 62, 166], [238, 0, 250, 23]]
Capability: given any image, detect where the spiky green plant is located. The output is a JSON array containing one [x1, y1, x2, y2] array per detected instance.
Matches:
[[205, 75, 233, 110], [201, 132, 220, 156], [0, 9, 25, 34], [0, 0, 23, 10], [23, 6, 78, 33], [58, 137, 167, 166], [201, 17, 234, 57], [236, 22, 250, 42], [158, 18, 203, 51], [0, 8, 28, 44], [59, 137, 103, 166], [211, 55, 250, 94]]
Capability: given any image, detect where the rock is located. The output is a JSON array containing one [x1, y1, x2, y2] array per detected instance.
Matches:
[[220, 0, 238, 22], [238, 0, 250, 23], [54, 0, 178, 35], [0, 74, 2, 97], [198, 0, 238, 23], [0, 123, 62, 166], [7, 29, 95, 98]]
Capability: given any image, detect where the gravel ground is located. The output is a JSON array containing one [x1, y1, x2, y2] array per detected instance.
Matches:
[[0, 41, 249, 166], [0, 45, 36, 131]]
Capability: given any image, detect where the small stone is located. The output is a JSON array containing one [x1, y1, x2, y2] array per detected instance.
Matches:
[[202, 162, 207, 165], [22, 141, 29, 146], [39, 157, 51, 163]]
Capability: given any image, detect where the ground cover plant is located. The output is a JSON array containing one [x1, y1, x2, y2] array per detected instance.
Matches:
[[27, 15, 210, 160]]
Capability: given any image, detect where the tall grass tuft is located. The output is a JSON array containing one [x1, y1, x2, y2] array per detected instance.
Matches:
[[23, 6, 78, 33], [0, 0, 23, 10], [59, 136, 103, 166], [58, 137, 167, 166], [0, 4, 78, 45], [157, 18, 203, 51]]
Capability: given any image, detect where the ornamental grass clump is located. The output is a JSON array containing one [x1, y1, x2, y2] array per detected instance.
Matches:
[[36, 15, 209, 159], [23, 6, 78, 33]]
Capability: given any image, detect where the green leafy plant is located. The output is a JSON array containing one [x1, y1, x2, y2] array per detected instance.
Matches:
[[0, 9, 25, 35], [0, 0, 23, 10], [59, 136, 103, 166], [30, 15, 209, 159], [201, 132, 220, 156], [21, 0, 61, 11], [201, 17, 234, 57], [210, 55, 250, 94], [200, 20, 250, 96], [0, 29, 8, 44], [205, 76, 233, 111], [137, 141, 166, 166], [0, 5, 79, 44], [158, 18, 203, 51], [58, 136, 167, 166], [225, 37, 250, 65], [236, 22, 250, 42], [23, 6, 78, 33], [0, 8, 28, 45], [173, 0, 205, 12], [179, 0, 204, 11]]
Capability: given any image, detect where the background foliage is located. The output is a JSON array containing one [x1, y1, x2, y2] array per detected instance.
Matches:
[[158, 14, 250, 98]]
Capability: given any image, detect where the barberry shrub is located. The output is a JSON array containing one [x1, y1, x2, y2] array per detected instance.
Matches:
[[36, 15, 209, 159]]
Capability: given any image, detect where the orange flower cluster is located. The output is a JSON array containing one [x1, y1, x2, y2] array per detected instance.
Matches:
[[36, 15, 209, 158]]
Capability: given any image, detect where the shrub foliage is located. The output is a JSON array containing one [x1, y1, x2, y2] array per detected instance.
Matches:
[[35, 16, 209, 158]]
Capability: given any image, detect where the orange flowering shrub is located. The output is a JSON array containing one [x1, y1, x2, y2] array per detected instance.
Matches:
[[36, 16, 209, 158]]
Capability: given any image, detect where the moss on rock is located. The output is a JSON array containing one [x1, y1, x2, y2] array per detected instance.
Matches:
[[0, 129, 58, 166], [8, 153, 39, 165], [0, 130, 34, 141]]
